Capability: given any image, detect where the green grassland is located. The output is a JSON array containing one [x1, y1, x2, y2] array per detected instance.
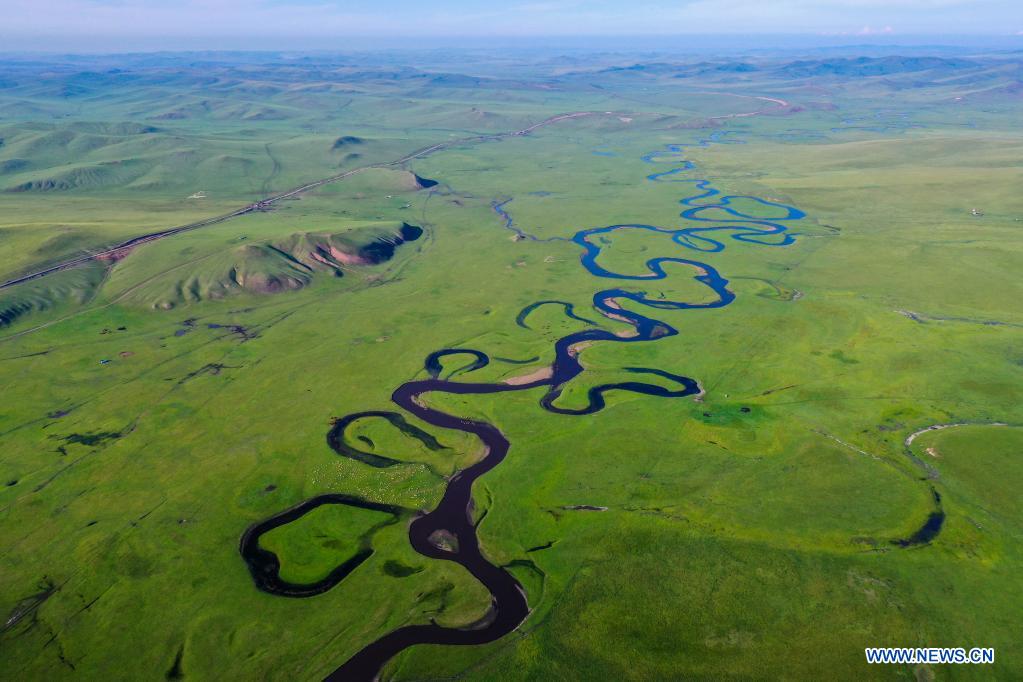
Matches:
[[1, 51, 1021, 680]]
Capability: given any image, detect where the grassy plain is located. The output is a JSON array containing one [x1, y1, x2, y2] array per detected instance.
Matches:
[[0, 51, 1021, 680]]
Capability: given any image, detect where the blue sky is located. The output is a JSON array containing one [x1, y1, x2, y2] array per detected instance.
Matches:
[[2, 0, 1022, 50]]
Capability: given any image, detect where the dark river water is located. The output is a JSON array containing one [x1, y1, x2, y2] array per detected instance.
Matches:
[[238, 133, 928, 680]]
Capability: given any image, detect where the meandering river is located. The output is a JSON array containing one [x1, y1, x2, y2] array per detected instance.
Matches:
[[242, 134, 809, 680]]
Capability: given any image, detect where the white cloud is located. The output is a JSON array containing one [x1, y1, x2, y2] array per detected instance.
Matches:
[[857, 24, 895, 34]]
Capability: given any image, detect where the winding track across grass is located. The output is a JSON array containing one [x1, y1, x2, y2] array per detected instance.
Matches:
[[0, 112, 599, 291], [2, 89, 795, 292]]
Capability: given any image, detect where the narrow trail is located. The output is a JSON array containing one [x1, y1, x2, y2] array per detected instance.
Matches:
[[707, 93, 790, 120], [905, 421, 1010, 447], [0, 112, 599, 291], [606, 89, 789, 124], [1, 94, 794, 293]]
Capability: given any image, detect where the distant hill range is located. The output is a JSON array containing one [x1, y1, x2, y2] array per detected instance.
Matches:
[[773, 56, 980, 78], [594, 55, 1016, 79]]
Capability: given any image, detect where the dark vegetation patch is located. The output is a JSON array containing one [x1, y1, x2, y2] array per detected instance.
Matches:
[[414, 581, 456, 616], [0, 350, 51, 361], [382, 560, 424, 577], [331, 135, 363, 149], [0, 158, 29, 173], [494, 355, 541, 365], [759, 384, 796, 396], [206, 323, 256, 341], [1, 300, 37, 327], [173, 318, 198, 336], [179, 363, 240, 384], [57, 431, 122, 449], [165, 644, 185, 680], [2, 577, 56, 634], [828, 349, 859, 364]]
